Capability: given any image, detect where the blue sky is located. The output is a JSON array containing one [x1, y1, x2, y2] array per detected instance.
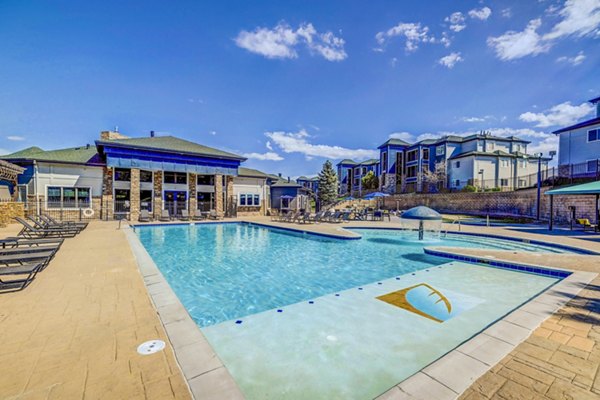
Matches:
[[0, 0, 598, 176]]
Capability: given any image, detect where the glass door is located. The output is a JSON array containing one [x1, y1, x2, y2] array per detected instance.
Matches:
[[164, 191, 187, 216]]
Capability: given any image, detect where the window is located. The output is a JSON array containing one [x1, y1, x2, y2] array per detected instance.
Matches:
[[455, 180, 460, 187], [422, 148, 429, 160], [436, 146, 445, 156], [114, 168, 131, 182], [519, 160, 527, 168], [17, 185, 27, 204], [500, 179, 509, 187], [455, 161, 460, 168], [488, 142, 495, 151], [406, 165, 417, 178], [240, 194, 260, 206], [407, 149, 418, 162], [46, 186, 91, 208], [381, 152, 388, 172], [587, 160, 598, 172], [501, 159, 509, 167], [518, 179, 526, 187], [164, 171, 187, 184], [197, 175, 215, 186], [140, 170, 153, 183], [362, 167, 367, 174], [197, 192, 214, 211], [588, 129, 599, 142]]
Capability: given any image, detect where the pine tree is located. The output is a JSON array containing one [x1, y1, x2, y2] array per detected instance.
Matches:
[[317, 160, 338, 207]]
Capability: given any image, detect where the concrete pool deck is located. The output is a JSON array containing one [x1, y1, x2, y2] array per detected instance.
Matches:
[[1, 217, 599, 399]]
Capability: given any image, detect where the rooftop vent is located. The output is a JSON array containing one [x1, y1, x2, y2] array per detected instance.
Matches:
[[150, 130, 155, 137]]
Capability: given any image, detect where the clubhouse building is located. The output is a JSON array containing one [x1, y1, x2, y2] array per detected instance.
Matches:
[[1, 130, 272, 220]]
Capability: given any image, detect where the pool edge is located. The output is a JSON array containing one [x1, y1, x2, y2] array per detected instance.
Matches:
[[123, 225, 245, 400]]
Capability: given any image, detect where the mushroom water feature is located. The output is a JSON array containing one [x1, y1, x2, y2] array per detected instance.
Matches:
[[400, 206, 443, 240]]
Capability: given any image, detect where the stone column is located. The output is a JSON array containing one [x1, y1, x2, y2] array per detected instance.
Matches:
[[215, 174, 223, 216], [153, 171, 163, 219], [188, 173, 197, 217], [130, 168, 140, 221], [226, 176, 234, 217], [102, 167, 114, 220]]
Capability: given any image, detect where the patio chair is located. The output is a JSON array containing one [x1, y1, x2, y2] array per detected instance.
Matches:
[[15, 218, 78, 239], [138, 209, 152, 223], [297, 212, 313, 224], [287, 211, 301, 223], [179, 210, 191, 221], [0, 244, 61, 256], [208, 210, 222, 220], [193, 212, 206, 221], [576, 218, 598, 232], [159, 210, 171, 222], [0, 262, 44, 293]]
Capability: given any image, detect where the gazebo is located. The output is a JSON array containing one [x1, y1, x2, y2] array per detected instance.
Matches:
[[545, 181, 600, 230], [0, 159, 25, 201]]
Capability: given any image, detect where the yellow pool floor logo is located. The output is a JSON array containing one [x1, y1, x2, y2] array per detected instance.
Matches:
[[377, 283, 458, 323]]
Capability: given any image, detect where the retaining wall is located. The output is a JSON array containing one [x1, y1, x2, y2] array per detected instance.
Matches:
[[382, 187, 598, 224], [0, 202, 25, 227]]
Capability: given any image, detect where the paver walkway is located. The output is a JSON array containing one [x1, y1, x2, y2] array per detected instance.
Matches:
[[0, 222, 191, 399]]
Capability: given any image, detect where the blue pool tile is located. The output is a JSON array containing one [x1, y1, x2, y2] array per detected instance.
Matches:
[[277, 309, 283, 313], [235, 320, 243, 324]]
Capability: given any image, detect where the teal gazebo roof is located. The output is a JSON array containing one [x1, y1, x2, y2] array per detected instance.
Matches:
[[546, 181, 600, 195]]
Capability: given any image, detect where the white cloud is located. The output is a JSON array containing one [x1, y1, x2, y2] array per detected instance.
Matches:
[[501, 8, 512, 18], [528, 135, 559, 157], [543, 0, 600, 40], [242, 151, 284, 161], [266, 129, 378, 160], [266, 141, 273, 150], [209, 131, 217, 136], [460, 116, 493, 123], [438, 52, 464, 68], [6, 135, 25, 141], [469, 7, 492, 20], [519, 101, 595, 127], [235, 22, 347, 61], [389, 132, 414, 141], [487, 18, 550, 61], [556, 51, 586, 65], [489, 1, 600, 62], [445, 12, 467, 32], [375, 22, 435, 52]]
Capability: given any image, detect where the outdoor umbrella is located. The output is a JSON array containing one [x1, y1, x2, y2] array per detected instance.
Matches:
[[363, 192, 390, 209]]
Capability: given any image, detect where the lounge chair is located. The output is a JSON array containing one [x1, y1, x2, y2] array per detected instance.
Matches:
[[179, 210, 191, 221], [29, 216, 83, 234], [159, 210, 171, 222], [0, 250, 56, 270], [299, 212, 314, 224], [208, 210, 222, 220], [576, 218, 598, 232], [0, 262, 44, 293], [286, 211, 301, 223], [41, 214, 88, 230], [16, 218, 78, 239], [0, 237, 64, 249], [0, 244, 61, 256], [138, 209, 152, 223]]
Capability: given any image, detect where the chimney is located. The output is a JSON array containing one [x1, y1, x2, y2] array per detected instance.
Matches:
[[150, 130, 155, 137], [287, 176, 290, 182], [100, 130, 129, 141], [278, 173, 282, 178], [86, 144, 90, 149]]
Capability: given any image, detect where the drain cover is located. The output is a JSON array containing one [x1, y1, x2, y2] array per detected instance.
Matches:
[[137, 340, 165, 355]]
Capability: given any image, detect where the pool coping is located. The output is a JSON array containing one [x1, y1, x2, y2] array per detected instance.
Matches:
[[124, 222, 597, 400]]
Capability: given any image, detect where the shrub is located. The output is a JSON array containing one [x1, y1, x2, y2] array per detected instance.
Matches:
[[462, 185, 477, 192]]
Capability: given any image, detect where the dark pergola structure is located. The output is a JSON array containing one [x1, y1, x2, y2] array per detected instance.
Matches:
[[546, 181, 600, 230], [0, 159, 25, 201]]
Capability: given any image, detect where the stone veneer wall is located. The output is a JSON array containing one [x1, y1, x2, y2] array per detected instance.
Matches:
[[153, 171, 163, 219], [188, 173, 197, 217], [0, 202, 25, 227], [215, 174, 223, 216], [382, 186, 598, 224], [101, 167, 114, 220], [130, 168, 140, 222]]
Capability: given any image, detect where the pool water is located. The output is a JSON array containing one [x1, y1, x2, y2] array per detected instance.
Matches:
[[136, 222, 567, 327]]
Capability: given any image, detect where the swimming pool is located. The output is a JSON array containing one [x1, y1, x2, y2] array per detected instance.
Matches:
[[135, 222, 568, 327]]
